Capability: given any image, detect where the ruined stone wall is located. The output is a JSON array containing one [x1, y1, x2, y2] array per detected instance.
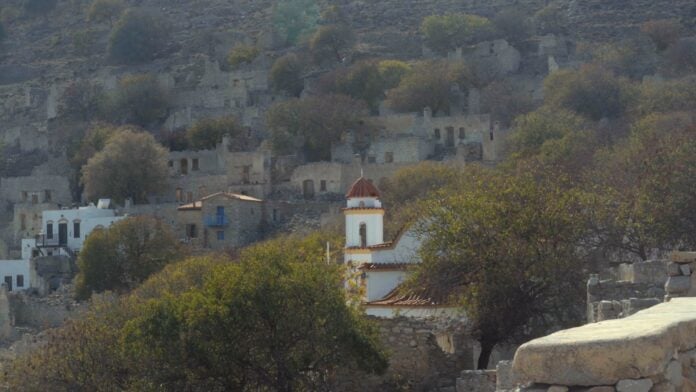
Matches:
[[334, 316, 474, 392], [586, 259, 667, 323]]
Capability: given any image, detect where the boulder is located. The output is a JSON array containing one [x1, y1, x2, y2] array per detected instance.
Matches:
[[665, 276, 690, 294]]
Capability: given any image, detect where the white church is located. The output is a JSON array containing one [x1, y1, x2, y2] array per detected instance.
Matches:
[[343, 177, 457, 318]]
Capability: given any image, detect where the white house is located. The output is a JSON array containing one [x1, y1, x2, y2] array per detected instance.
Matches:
[[37, 199, 124, 255], [0, 239, 36, 292], [343, 177, 458, 318]]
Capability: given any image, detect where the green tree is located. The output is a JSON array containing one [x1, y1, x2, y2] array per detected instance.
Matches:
[[492, 8, 532, 46], [87, 0, 125, 27], [640, 19, 681, 51], [81, 129, 169, 204], [507, 106, 586, 159], [377, 60, 411, 90], [100, 73, 170, 127], [543, 64, 634, 121], [633, 77, 696, 116], [481, 79, 535, 126], [75, 216, 181, 300], [269, 53, 305, 96], [665, 37, 696, 74], [108, 9, 169, 64], [267, 94, 368, 161], [309, 24, 354, 63], [273, 0, 319, 45], [318, 61, 384, 111], [68, 123, 135, 171], [227, 44, 260, 69], [411, 166, 589, 369], [420, 13, 496, 55], [592, 113, 696, 259], [186, 116, 243, 150], [386, 61, 473, 114]]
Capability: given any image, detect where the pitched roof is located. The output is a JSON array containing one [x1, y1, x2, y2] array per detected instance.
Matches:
[[365, 285, 453, 308], [358, 263, 413, 271], [200, 192, 263, 203], [346, 177, 381, 199], [177, 201, 202, 211]]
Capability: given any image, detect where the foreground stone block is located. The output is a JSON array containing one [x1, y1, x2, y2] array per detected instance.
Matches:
[[665, 276, 691, 294], [512, 298, 696, 385], [615, 379, 652, 392]]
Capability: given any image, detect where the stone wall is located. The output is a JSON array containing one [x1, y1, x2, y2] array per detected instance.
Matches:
[[664, 252, 696, 299], [335, 316, 473, 392], [511, 298, 696, 391], [586, 259, 667, 323]]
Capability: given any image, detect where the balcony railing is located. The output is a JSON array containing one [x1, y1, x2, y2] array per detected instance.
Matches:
[[205, 215, 229, 227]]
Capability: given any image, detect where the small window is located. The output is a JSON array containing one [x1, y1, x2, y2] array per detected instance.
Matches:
[[31, 194, 39, 204], [192, 158, 199, 171], [434, 128, 441, 140], [4, 276, 11, 291], [216, 206, 225, 216], [73, 221, 80, 238], [20, 214, 26, 230], [272, 209, 278, 222], [250, 208, 254, 215], [46, 223, 53, 239], [176, 188, 183, 202], [168, 160, 173, 167], [187, 224, 197, 238], [489, 131, 494, 141], [16, 275, 24, 288], [216, 231, 225, 241], [187, 192, 193, 203], [459, 127, 466, 139], [384, 152, 393, 163], [368, 156, 376, 164], [44, 190, 52, 202], [21, 191, 27, 202], [320, 180, 327, 191]]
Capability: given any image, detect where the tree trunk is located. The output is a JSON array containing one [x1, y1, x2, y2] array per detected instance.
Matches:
[[477, 340, 495, 370]]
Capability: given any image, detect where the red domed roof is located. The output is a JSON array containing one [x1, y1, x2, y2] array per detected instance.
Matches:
[[346, 177, 381, 199]]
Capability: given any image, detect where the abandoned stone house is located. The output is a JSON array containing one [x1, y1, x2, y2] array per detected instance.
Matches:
[[342, 176, 457, 318], [176, 191, 264, 250], [166, 135, 273, 202], [0, 175, 72, 259]]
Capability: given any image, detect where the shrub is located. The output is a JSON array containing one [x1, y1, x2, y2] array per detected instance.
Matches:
[[22, 0, 57, 16], [269, 53, 304, 96], [87, 0, 125, 27], [420, 13, 496, 55], [108, 9, 169, 64], [318, 61, 384, 110], [100, 74, 170, 127], [534, 3, 567, 35], [227, 44, 260, 69], [378, 60, 411, 90], [481, 79, 535, 126], [641, 19, 681, 51]]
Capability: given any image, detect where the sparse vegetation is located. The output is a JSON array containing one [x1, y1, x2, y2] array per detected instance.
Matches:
[[641, 19, 681, 51], [108, 9, 169, 64], [273, 0, 319, 45], [533, 3, 567, 35], [22, 0, 57, 16]]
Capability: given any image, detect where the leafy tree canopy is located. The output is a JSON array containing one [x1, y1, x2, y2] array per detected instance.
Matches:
[[227, 44, 260, 69], [100, 73, 171, 127], [75, 215, 182, 300], [87, 0, 125, 27], [269, 53, 305, 96], [267, 94, 368, 161], [420, 13, 496, 55], [309, 23, 354, 64], [81, 129, 169, 204], [108, 9, 169, 64], [186, 116, 244, 151], [411, 165, 590, 369]]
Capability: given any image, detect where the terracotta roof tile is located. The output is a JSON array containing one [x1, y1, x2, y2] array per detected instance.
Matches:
[[365, 285, 452, 307], [346, 177, 381, 199]]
